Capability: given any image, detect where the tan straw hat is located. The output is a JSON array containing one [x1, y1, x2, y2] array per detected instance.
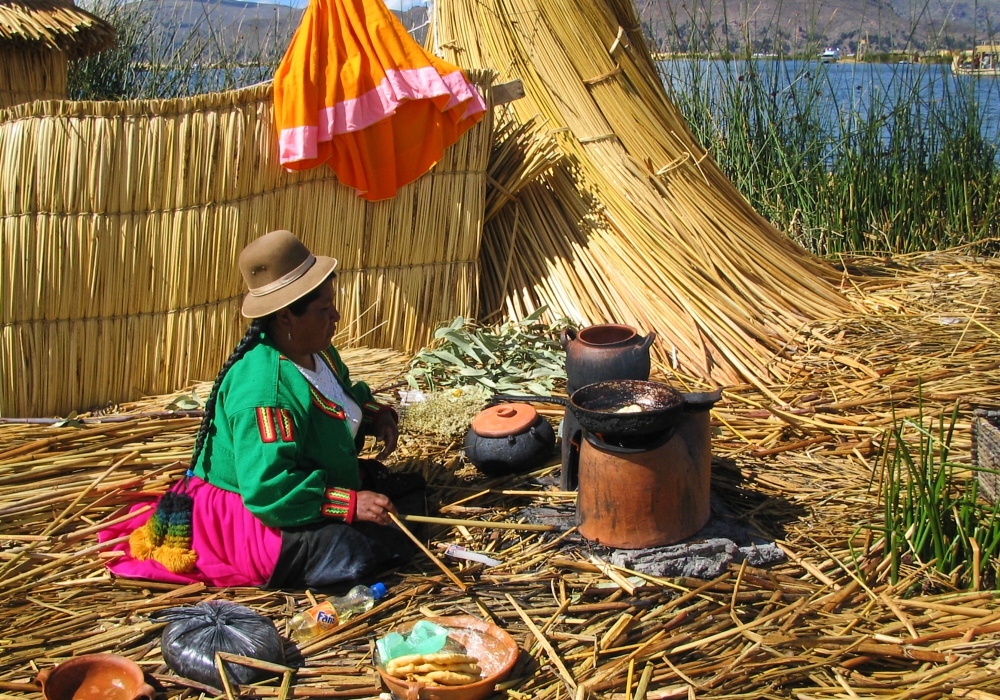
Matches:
[[239, 230, 338, 318]]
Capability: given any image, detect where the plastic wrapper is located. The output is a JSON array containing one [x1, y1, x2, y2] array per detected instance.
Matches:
[[376, 620, 450, 663], [153, 601, 285, 688]]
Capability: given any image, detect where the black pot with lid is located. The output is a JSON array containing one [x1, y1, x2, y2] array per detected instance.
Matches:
[[465, 403, 556, 476]]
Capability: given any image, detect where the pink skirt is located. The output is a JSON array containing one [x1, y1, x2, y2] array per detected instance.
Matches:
[[99, 477, 282, 587]]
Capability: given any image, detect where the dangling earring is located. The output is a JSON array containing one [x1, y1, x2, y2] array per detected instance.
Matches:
[[287, 332, 292, 341]]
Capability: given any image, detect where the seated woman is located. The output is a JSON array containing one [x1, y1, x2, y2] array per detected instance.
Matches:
[[101, 230, 424, 589]]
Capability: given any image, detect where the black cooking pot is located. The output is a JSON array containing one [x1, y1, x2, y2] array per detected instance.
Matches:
[[493, 380, 685, 438], [465, 403, 556, 476]]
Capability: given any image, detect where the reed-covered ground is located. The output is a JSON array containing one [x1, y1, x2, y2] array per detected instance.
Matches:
[[2, 253, 1000, 699]]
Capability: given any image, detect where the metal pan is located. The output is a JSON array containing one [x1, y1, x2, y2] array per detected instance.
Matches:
[[493, 380, 685, 437]]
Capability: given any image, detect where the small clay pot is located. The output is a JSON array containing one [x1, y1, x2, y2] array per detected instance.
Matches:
[[36, 654, 155, 700], [561, 324, 656, 393], [465, 403, 555, 476], [376, 615, 518, 700]]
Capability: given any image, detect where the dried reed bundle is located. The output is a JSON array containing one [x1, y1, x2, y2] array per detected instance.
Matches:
[[0, 47, 66, 108], [0, 75, 494, 417], [485, 115, 564, 222], [441, 0, 856, 390], [0, 0, 114, 58]]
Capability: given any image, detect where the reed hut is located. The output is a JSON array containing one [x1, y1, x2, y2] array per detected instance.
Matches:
[[0, 76, 493, 418], [436, 0, 855, 391], [0, 0, 114, 108]]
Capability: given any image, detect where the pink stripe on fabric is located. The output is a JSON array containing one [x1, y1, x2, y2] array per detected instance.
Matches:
[[279, 67, 487, 164], [98, 477, 282, 587], [438, 69, 488, 117], [279, 124, 320, 164]]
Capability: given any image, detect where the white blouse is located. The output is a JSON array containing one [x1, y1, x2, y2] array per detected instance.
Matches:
[[293, 354, 363, 438]]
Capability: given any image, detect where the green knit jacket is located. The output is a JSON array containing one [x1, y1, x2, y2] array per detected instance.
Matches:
[[191, 336, 392, 528]]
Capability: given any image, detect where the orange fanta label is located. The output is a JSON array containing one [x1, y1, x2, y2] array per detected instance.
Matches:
[[307, 601, 341, 631]]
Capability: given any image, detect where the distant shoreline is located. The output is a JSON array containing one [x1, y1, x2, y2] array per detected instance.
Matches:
[[651, 52, 953, 64]]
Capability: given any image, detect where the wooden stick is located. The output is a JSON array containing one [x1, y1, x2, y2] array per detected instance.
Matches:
[[401, 513, 555, 531], [278, 671, 294, 700], [776, 543, 839, 588], [894, 599, 996, 617], [216, 651, 295, 675], [215, 652, 238, 700], [389, 512, 467, 591], [588, 554, 637, 594], [633, 662, 654, 700]]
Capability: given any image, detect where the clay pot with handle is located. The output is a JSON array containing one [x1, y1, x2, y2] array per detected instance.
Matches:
[[35, 654, 155, 700], [561, 324, 656, 393]]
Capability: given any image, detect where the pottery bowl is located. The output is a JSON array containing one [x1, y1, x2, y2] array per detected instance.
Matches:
[[35, 654, 154, 700], [376, 616, 518, 700]]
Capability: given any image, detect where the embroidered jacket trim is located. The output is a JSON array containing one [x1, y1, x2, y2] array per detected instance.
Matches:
[[321, 487, 357, 523], [310, 386, 347, 420], [255, 407, 278, 443]]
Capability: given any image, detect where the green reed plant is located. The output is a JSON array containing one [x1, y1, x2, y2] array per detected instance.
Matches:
[[68, 0, 152, 100], [662, 55, 1000, 254], [69, 0, 294, 100], [872, 399, 1000, 589], [654, 0, 1000, 256]]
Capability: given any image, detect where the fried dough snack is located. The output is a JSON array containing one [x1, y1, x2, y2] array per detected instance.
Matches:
[[385, 652, 483, 686], [410, 670, 482, 685], [390, 662, 480, 675]]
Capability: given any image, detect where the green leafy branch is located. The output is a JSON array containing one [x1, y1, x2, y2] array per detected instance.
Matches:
[[406, 307, 571, 397]]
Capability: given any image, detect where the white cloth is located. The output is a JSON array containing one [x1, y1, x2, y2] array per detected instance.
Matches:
[[293, 354, 363, 438]]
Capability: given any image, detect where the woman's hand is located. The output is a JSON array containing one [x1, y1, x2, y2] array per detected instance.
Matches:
[[371, 411, 399, 461], [355, 490, 397, 526]]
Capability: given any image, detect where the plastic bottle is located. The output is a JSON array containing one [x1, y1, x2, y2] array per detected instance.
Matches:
[[288, 583, 387, 643]]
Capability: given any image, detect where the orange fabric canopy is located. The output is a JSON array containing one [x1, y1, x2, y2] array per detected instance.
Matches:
[[274, 0, 487, 201]]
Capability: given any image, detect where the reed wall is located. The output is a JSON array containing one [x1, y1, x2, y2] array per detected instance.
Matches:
[[0, 76, 492, 417], [0, 48, 67, 109]]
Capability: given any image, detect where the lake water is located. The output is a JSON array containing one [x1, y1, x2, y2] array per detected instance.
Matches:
[[658, 59, 1000, 148]]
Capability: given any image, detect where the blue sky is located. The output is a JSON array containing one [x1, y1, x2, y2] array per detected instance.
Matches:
[[262, 0, 427, 8]]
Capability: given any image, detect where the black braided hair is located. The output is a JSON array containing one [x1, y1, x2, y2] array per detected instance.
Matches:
[[189, 317, 266, 470]]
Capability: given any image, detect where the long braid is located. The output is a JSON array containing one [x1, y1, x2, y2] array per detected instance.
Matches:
[[135, 319, 265, 572], [189, 318, 266, 471]]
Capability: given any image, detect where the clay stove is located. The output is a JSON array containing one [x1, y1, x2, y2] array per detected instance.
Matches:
[[557, 323, 719, 549], [567, 391, 720, 549]]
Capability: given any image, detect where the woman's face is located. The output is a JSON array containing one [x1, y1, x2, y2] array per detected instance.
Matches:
[[285, 279, 340, 354]]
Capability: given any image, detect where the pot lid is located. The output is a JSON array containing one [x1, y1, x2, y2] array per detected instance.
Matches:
[[471, 403, 539, 438]]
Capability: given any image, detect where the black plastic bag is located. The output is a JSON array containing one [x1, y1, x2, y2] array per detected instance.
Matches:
[[153, 601, 285, 689]]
